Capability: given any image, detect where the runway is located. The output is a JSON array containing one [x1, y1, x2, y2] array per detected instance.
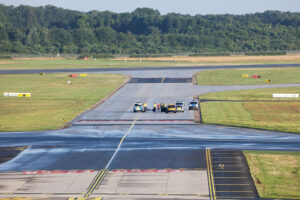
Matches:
[[0, 64, 300, 199]]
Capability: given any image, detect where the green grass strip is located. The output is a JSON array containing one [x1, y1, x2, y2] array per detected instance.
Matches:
[[0, 73, 127, 131], [199, 87, 300, 133], [197, 67, 300, 85], [244, 151, 300, 199]]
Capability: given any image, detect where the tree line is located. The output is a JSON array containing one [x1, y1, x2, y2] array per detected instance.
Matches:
[[0, 4, 299, 55]]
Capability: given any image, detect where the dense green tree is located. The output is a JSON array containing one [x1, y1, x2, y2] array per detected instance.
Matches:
[[0, 4, 299, 54]]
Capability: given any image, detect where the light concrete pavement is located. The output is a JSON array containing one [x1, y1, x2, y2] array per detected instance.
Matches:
[[73, 82, 300, 125], [93, 170, 208, 199], [0, 172, 96, 196]]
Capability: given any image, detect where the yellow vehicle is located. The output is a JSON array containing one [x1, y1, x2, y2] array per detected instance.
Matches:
[[166, 104, 176, 113]]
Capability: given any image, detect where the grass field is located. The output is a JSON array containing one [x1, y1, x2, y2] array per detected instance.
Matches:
[[244, 151, 300, 199], [199, 87, 300, 133], [0, 54, 300, 70], [118, 54, 300, 64], [0, 73, 127, 131], [0, 58, 187, 70], [197, 67, 300, 85]]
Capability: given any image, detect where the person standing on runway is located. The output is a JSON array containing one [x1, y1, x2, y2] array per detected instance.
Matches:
[[153, 103, 157, 112]]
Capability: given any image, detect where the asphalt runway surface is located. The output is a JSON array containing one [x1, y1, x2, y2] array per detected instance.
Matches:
[[209, 150, 258, 199], [1, 64, 300, 199]]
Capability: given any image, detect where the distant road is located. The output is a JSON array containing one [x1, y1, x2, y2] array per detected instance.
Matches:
[[1, 63, 300, 74]]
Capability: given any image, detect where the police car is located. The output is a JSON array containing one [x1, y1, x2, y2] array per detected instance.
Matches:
[[133, 102, 146, 112], [175, 101, 184, 112], [189, 100, 199, 110]]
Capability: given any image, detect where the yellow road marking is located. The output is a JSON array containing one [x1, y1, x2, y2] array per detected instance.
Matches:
[[85, 118, 138, 198], [206, 148, 216, 200], [87, 170, 104, 191], [85, 169, 108, 198], [104, 118, 138, 169], [206, 148, 213, 199], [117, 118, 137, 149], [96, 170, 108, 190], [208, 149, 216, 199]]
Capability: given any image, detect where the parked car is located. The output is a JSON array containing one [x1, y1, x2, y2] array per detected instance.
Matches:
[[133, 102, 146, 112], [166, 104, 176, 113], [175, 101, 184, 112], [189, 100, 199, 110]]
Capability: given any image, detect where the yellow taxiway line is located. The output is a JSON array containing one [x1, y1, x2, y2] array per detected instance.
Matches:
[[206, 148, 216, 200]]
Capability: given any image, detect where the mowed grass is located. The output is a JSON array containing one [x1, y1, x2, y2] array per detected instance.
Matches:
[[199, 87, 300, 133], [200, 86, 300, 100], [1, 54, 300, 70], [0, 58, 187, 70], [197, 67, 300, 85], [244, 151, 300, 199], [0, 73, 127, 131]]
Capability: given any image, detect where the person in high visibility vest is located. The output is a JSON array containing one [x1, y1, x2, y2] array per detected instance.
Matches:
[[143, 103, 148, 111], [153, 103, 157, 112]]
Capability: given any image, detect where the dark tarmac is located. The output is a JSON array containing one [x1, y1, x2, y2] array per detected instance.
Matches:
[[109, 149, 206, 169], [129, 77, 192, 83], [210, 150, 258, 199], [0, 147, 27, 165], [0, 124, 299, 172]]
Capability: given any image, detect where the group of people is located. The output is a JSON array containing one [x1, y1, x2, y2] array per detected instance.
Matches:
[[152, 103, 163, 112]]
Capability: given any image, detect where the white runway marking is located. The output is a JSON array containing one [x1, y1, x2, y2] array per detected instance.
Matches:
[[105, 118, 138, 169]]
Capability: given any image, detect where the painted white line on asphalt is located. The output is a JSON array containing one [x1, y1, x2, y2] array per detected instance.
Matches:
[[105, 118, 138, 169]]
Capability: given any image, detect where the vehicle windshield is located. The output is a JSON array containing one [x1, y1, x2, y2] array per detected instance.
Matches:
[[176, 103, 183, 106], [134, 104, 141, 106], [168, 105, 175, 108], [190, 101, 197, 105]]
